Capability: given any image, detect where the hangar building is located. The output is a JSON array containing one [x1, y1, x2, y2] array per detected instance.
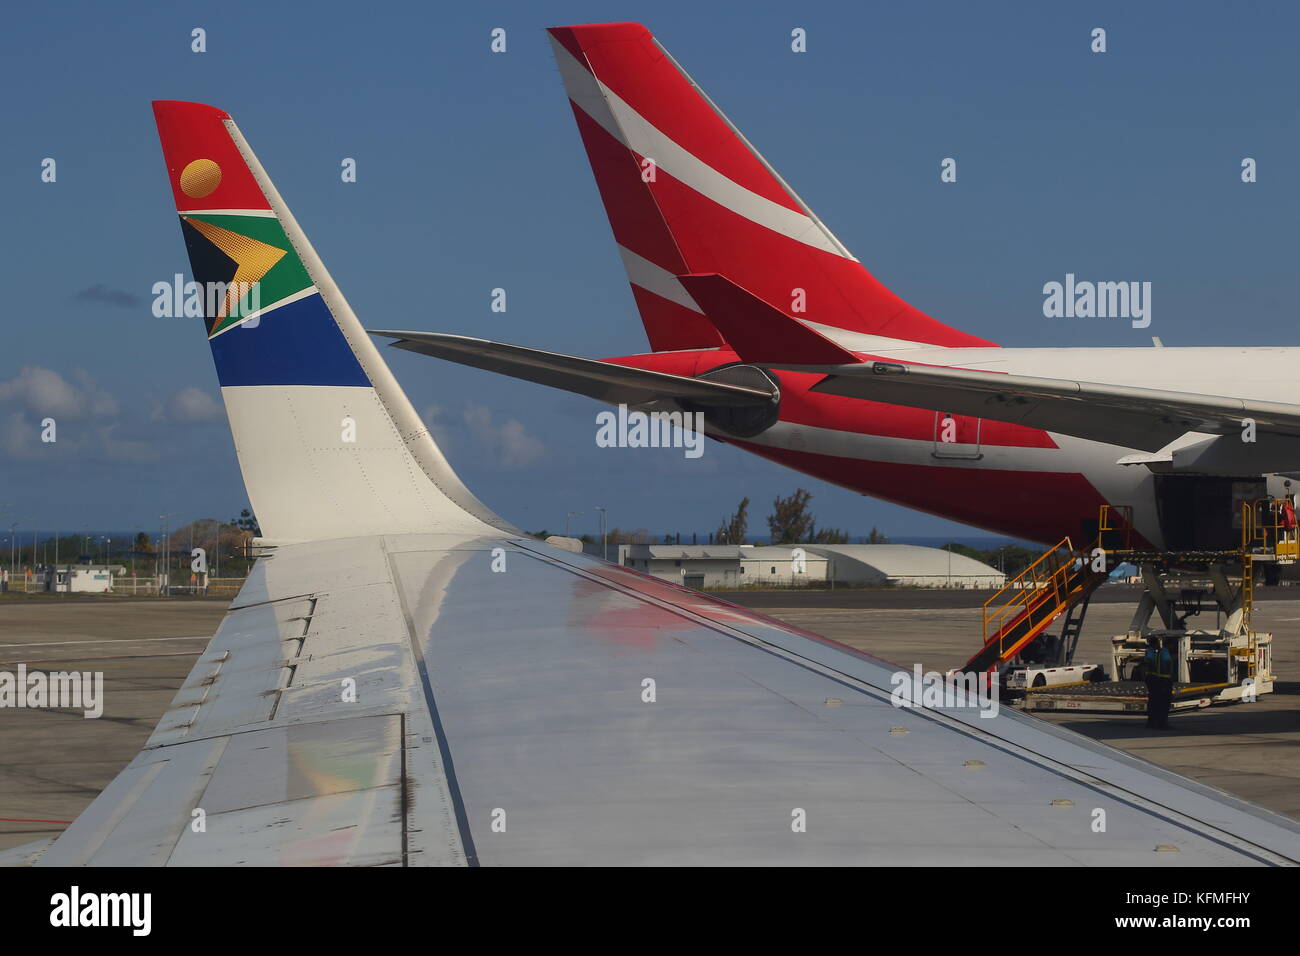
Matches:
[[617, 543, 1003, 590], [804, 545, 1006, 589]]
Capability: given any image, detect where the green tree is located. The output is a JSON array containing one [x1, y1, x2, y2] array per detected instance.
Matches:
[[989, 545, 1037, 577], [606, 528, 654, 544], [812, 526, 849, 544], [715, 497, 750, 545], [133, 531, 154, 553], [941, 542, 985, 562], [768, 489, 815, 544], [230, 508, 260, 535]]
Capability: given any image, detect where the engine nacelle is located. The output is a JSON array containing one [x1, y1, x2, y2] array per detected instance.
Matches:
[[685, 364, 781, 438]]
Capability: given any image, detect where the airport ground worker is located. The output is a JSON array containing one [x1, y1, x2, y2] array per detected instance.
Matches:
[[1143, 635, 1174, 729]]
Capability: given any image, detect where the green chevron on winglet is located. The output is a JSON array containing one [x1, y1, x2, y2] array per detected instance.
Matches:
[[180, 213, 314, 337]]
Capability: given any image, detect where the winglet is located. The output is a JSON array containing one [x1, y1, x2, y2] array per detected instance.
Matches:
[[676, 274, 860, 366]]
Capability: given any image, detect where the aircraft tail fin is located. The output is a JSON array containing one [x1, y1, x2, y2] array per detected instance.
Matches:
[[547, 22, 995, 353], [152, 101, 509, 542]]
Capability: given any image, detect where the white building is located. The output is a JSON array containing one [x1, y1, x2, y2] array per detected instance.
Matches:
[[617, 542, 1001, 590], [618, 544, 744, 589], [35, 564, 124, 593], [737, 546, 831, 587], [804, 545, 1005, 589]]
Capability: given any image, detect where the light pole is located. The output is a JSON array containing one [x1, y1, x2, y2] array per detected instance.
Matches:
[[595, 506, 607, 561], [0, 509, 13, 578], [159, 512, 178, 596], [565, 511, 583, 538], [7, 518, 31, 577]]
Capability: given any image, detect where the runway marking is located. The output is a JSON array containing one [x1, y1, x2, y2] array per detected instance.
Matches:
[[0, 636, 211, 648]]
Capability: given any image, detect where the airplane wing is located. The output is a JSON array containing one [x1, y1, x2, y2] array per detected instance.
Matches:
[[13, 98, 1300, 867], [806, 360, 1300, 467], [369, 330, 775, 408], [19, 529, 1300, 866]]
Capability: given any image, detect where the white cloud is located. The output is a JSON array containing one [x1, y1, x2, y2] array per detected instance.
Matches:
[[96, 422, 159, 462], [421, 404, 453, 450], [0, 366, 117, 420], [0, 411, 40, 460], [461, 402, 546, 469], [160, 386, 224, 424]]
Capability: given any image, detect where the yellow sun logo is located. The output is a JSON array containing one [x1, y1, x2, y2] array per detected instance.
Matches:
[[179, 158, 222, 198]]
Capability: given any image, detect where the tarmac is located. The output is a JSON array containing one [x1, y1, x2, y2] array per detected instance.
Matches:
[[0, 586, 1297, 852], [0, 597, 220, 852], [722, 587, 1300, 821]]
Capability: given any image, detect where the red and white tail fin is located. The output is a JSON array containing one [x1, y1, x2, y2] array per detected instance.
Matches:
[[547, 22, 995, 352]]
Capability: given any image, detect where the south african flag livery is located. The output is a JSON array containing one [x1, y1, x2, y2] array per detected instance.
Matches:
[[153, 101, 368, 388]]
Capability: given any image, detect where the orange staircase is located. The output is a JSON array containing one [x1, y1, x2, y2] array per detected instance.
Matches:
[[961, 539, 1109, 674]]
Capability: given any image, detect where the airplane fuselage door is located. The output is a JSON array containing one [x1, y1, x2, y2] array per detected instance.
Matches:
[[932, 411, 983, 460]]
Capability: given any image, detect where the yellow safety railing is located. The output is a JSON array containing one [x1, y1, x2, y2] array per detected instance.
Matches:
[[1242, 497, 1300, 562], [981, 538, 1079, 653], [1099, 504, 1134, 551]]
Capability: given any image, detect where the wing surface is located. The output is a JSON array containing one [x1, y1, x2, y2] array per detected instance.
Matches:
[[19, 533, 1300, 866]]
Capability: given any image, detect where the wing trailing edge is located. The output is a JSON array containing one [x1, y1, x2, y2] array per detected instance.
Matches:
[[370, 330, 777, 409]]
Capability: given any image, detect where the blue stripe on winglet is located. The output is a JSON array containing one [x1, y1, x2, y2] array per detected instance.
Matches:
[[208, 292, 370, 387]]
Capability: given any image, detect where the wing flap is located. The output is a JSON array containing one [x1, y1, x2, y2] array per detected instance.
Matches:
[[32, 536, 470, 867]]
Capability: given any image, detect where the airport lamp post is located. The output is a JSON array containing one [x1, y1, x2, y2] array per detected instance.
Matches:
[[159, 512, 178, 596], [8, 518, 31, 577], [596, 506, 607, 561], [0, 510, 12, 579], [565, 511, 583, 538]]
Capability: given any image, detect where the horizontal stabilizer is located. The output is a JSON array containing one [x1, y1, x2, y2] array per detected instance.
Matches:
[[370, 330, 776, 408], [676, 274, 860, 366]]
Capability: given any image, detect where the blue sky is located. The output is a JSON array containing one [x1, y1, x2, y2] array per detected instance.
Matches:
[[2, 1, 1298, 544]]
